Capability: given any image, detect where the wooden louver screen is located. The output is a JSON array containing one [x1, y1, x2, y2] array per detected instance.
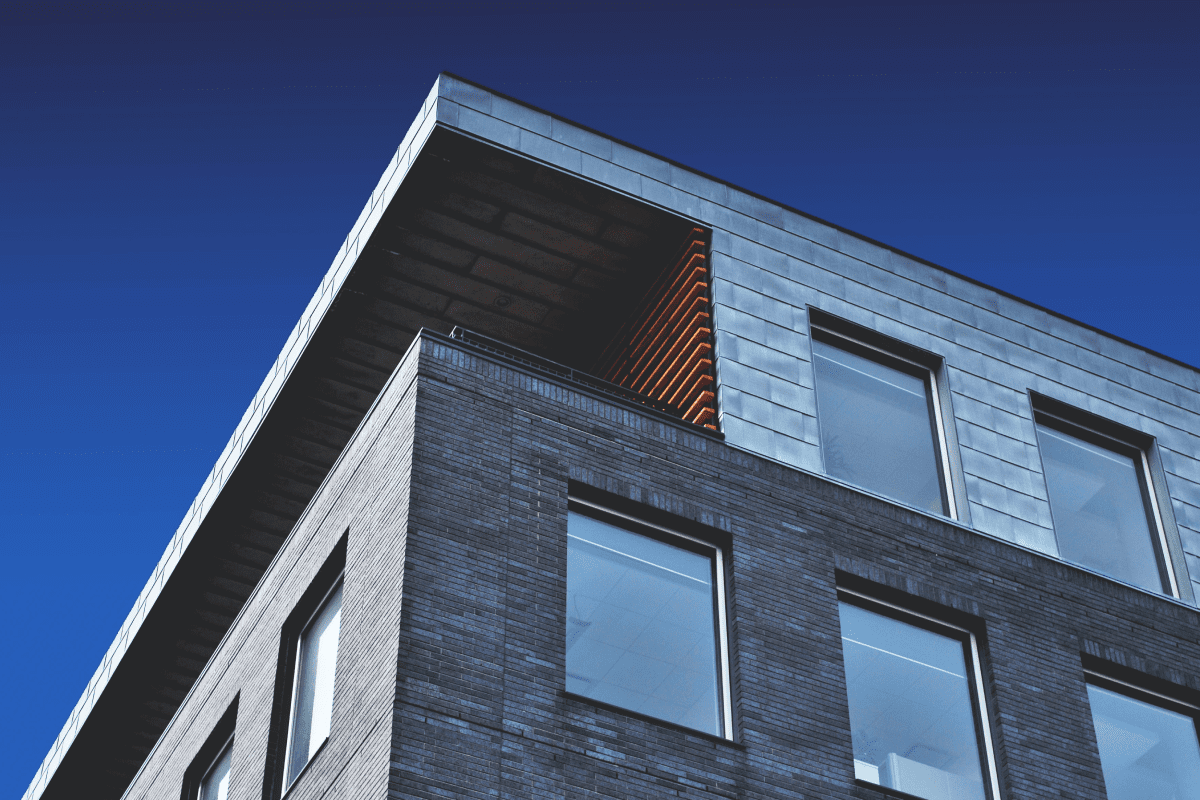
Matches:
[[593, 228, 717, 429]]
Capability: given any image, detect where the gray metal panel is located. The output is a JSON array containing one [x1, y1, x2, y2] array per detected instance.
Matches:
[[1174, 495, 1200, 531], [432, 76, 1200, 597], [517, 129, 583, 174], [716, 331, 803, 387], [1010, 517, 1059, 555], [610, 141, 671, 183], [960, 447, 1044, 501]]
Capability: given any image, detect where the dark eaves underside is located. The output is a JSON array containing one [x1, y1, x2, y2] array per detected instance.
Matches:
[[43, 126, 699, 800]]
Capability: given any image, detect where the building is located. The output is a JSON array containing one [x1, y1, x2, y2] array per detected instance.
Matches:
[[23, 73, 1200, 800]]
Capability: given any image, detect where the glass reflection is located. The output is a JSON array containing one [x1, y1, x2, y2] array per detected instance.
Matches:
[[813, 339, 946, 515], [286, 582, 342, 786], [1088, 685, 1200, 800], [840, 602, 986, 800], [1037, 424, 1163, 592], [565, 511, 721, 736]]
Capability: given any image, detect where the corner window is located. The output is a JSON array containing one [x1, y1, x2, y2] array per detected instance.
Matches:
[[1034, 403, 1175, 595], [811, 321, 954, 517], [565, 502, 732, 738], [838, 592, 1000, 800], [283, 579, 343, 787], [197, 737, 233, 800], [1086, 678, 1200, 800]]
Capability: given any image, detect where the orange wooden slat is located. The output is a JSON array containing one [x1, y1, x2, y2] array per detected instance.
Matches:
[[650, 337, 711, 402], [667, 359, 713, 408], [626, 289, 707, 392], [632, 309, 710, 396], [685, 391, 716, 423], [593, 242, 705, 377], [597, 248, 704, 369]]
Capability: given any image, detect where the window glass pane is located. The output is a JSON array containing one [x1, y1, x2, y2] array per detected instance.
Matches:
[[1037, 424, 1163, 592], [1087, 685, 1200, 800], [565, 511, 721, 736], [286, 582, 343, 786], [198, 740, 232, 800], [839, 602, 986, 800], [813, 339, 945, 515]]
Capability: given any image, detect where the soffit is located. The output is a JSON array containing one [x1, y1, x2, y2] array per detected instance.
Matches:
[[31, 122, 692, 800]]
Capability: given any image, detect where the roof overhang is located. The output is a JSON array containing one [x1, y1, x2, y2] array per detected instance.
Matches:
[[23, 74, 705, 800]]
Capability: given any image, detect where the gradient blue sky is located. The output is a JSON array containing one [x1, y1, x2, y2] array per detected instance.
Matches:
[[3, 2, 1197, 795]]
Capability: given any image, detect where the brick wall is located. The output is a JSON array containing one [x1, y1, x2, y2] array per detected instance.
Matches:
[[389, 334, 1200, 800], [119, 329, 1200, 800], [120, 346, 418, 800]]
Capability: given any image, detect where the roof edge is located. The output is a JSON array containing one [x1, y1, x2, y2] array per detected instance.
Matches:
[[437, 71, 1198, 377], [21, 73, 448, 800]]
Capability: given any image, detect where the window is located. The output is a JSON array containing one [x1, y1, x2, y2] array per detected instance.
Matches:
[[811, 318, 955, 517], [838, 592, 1000, 800], [565, 501, 732, 738], [1086, 677, 1200, 800], [182, 698, 237, 800], [283, 579, 343, 788], [1034, 400, 1176, 595], [197, 737, 233, 800]]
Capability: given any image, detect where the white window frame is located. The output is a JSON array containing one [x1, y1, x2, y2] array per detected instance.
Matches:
[[811, 322, 959, 520], [281, 574, 344, 790], [1033, 406, 1179, 598], [568, 497, 734, 740], [838, 587, 1002, 800]]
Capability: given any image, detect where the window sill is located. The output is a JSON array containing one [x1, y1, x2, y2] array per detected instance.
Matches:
[[562, 691, 742, 748]]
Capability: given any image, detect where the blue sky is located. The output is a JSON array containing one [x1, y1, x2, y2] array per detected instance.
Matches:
[[3, 2, 1197, 795]]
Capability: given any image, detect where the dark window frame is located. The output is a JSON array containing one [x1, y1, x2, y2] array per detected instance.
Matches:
[[180, 697, 238, 800], [1030, 392, 1190, 601], [565, 497, 734, 740], [1082, 667, 1200, 798], [809, 309, 963, 520], [263, 535, 347, 800], [837, 587, 1002, 800]]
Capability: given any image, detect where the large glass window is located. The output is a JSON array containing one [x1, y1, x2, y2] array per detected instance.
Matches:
[[839, 596, 999, 800], [565, 505, 730, 738], [1036, 416, 1170, 594], [1087, 681, 1200, 800], [284, 580, 343, 787], [812, 330, 951, 516]]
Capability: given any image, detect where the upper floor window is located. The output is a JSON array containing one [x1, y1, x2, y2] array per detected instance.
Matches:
[[184, 699, 237, 800], [838, 591, 1000, 800], [565, 501, 732, 738], [1034, 399, 1177, 595], [811, 316, 955, 517], [283, 579, 343, 787], [1086, 676, 1200, 800], [197, 737, 233, 800]]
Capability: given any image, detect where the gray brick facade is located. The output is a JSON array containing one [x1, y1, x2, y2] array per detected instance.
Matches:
[[120, 350, 418, 800], [386, 334, 1200, 800], [123, 332, 1200, 799]]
